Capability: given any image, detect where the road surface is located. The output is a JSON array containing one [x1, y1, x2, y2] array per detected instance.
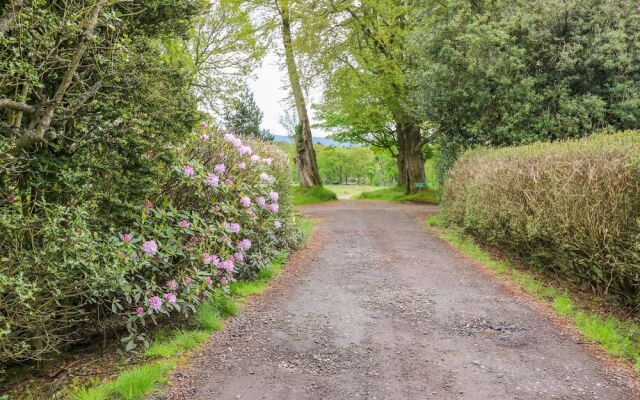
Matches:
[[159, 201, 638, 400]]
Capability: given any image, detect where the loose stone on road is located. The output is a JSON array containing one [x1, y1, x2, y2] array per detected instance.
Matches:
[[159, 201, 639, 400]]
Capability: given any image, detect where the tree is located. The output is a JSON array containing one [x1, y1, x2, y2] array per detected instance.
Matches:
[[276, 0, 322, 187], [409, 0, 640, 183], [223, 88, 273, 140], [310, 0, 427, 193]]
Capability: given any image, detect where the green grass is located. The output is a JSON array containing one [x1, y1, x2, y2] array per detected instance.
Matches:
[[67, 219, 311, 399], [428, 215, 640, 372], [359, 186, 438, 204], [71, 360, 175, 400], [324, 184, 381, 198], [292, 185, 337, 205]]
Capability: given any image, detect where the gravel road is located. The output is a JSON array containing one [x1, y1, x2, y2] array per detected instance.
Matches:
[[159, 201, 639, 400]]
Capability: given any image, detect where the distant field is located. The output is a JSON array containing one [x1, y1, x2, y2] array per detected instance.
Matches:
[[324, 185, 385, 199]]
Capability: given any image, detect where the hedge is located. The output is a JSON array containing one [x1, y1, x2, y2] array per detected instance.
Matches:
[[442, 131, 640, 307], [0, 127, 301, 367]]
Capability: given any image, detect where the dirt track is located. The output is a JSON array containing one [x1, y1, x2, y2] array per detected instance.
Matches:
[[159, 201, 639, 400]]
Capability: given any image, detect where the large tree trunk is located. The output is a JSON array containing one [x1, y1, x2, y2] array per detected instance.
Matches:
[[396, 116, 425, 194], [278, 0, 322, 187]]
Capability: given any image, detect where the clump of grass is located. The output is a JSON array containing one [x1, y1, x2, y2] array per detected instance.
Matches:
[[428, 215, 640, 372], [359, 186, 438, 204], [292, 185, 337, 205], [71, 360, 175, 400], [145, 330, 209, 359]]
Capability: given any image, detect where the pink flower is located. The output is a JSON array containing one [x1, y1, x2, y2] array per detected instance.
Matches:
[[219, 259, 234, 272], [178, 220, 190, 229], [142, 240, 158, 256], [259, 173, 274, 183], [224, 133, 236, 143], [119, 233, 132, 243], [203, 276, 213, 286], [233, 138, 242, 147], [237, 239, 252, 250], [214, 163, 226, 174], [274, 220, 282, 229], [183, 278, 193, 286], [224, 178, 233, 185], [263, 157, 273, 166], [238, 145, 252, 155], [220, 277, 228, 285], [167, 280, 178, 291], [267, 203, 279, 213], [191, 236, 205, 244], [224, 222, 241, 233], [238, 162, 246, 169], [200, 134, 210, 141], [163, 292, 177, 304], [269, 191, 279, 202], [250, 155, 261, 163], [200, 121, 209, 130], [234, 252, 244, 262], [256, 196, 266, 207], [136, 306, 145, 315], [205, 173, 219, 187], [149, 296, 162, 310], [183, 165, 195, 177], [202, 253, 220, 266], [7, 195, 16, 203], [144, 199, 153, 208], [240, 196, 251, 208]]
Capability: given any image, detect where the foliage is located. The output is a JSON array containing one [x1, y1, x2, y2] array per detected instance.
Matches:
[[442, 131, 640, 307], [410, 0, 640, 182], [359, 186, 438, 204], [0, 129, 301, 367], [428, 215, 640, 371], [67, 245, 296, 400], [292, 185, 337, 205], [223, 88, 273, 141], [278, 142, 398, 186]]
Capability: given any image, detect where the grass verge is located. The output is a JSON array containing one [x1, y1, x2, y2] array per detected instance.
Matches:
[[359, 186, 438, 204], [427, 215, 640, 372], [65, 219, 314, 399], [292, 185, 337, 205]]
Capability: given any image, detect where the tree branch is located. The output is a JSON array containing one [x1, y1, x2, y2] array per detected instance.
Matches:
[[0, 97, 35, 114]]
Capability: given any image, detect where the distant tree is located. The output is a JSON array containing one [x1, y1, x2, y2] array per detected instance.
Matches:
[[223, 88, 272, 141]]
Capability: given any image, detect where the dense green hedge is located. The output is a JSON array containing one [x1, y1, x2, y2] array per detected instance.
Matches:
[[0, 129, 301, 367], [442, 131, 640, 306]]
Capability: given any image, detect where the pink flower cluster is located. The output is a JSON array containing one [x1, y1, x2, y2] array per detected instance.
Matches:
[[142, 240, 158, 256], [240, 196, 251, 208], [237, 239, 252, 251], [224, 222, 241, 233]]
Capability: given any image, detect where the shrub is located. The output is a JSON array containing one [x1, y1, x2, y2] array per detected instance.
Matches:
[[0, 127, 301, 366], [442, 131, 640, 306]]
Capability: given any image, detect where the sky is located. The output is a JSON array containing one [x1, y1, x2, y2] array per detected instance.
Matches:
[[247, 51, 329, 137]]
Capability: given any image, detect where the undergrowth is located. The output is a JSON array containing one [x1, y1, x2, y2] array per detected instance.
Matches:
[[427, 215, 640, 372]]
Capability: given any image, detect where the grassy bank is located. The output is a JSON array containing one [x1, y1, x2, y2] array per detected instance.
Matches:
[[64, 219, 314, 400], [324, 184, 381, 199], [292, 185, 337, 205], [359, 186, 438, 204], [427, 215, 640, 372]]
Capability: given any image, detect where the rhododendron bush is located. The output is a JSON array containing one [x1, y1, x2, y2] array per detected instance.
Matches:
[[0, 128, 301, 364]]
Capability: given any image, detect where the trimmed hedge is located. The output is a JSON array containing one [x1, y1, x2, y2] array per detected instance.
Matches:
[[442, 131, 640, 307]]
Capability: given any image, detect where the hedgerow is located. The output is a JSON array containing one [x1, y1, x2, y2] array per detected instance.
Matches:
[[442, 131, 640, 307], [0, 126, 301, 366]]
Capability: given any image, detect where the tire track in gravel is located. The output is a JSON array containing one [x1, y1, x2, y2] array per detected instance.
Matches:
[[158, 201, 639, 400]]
